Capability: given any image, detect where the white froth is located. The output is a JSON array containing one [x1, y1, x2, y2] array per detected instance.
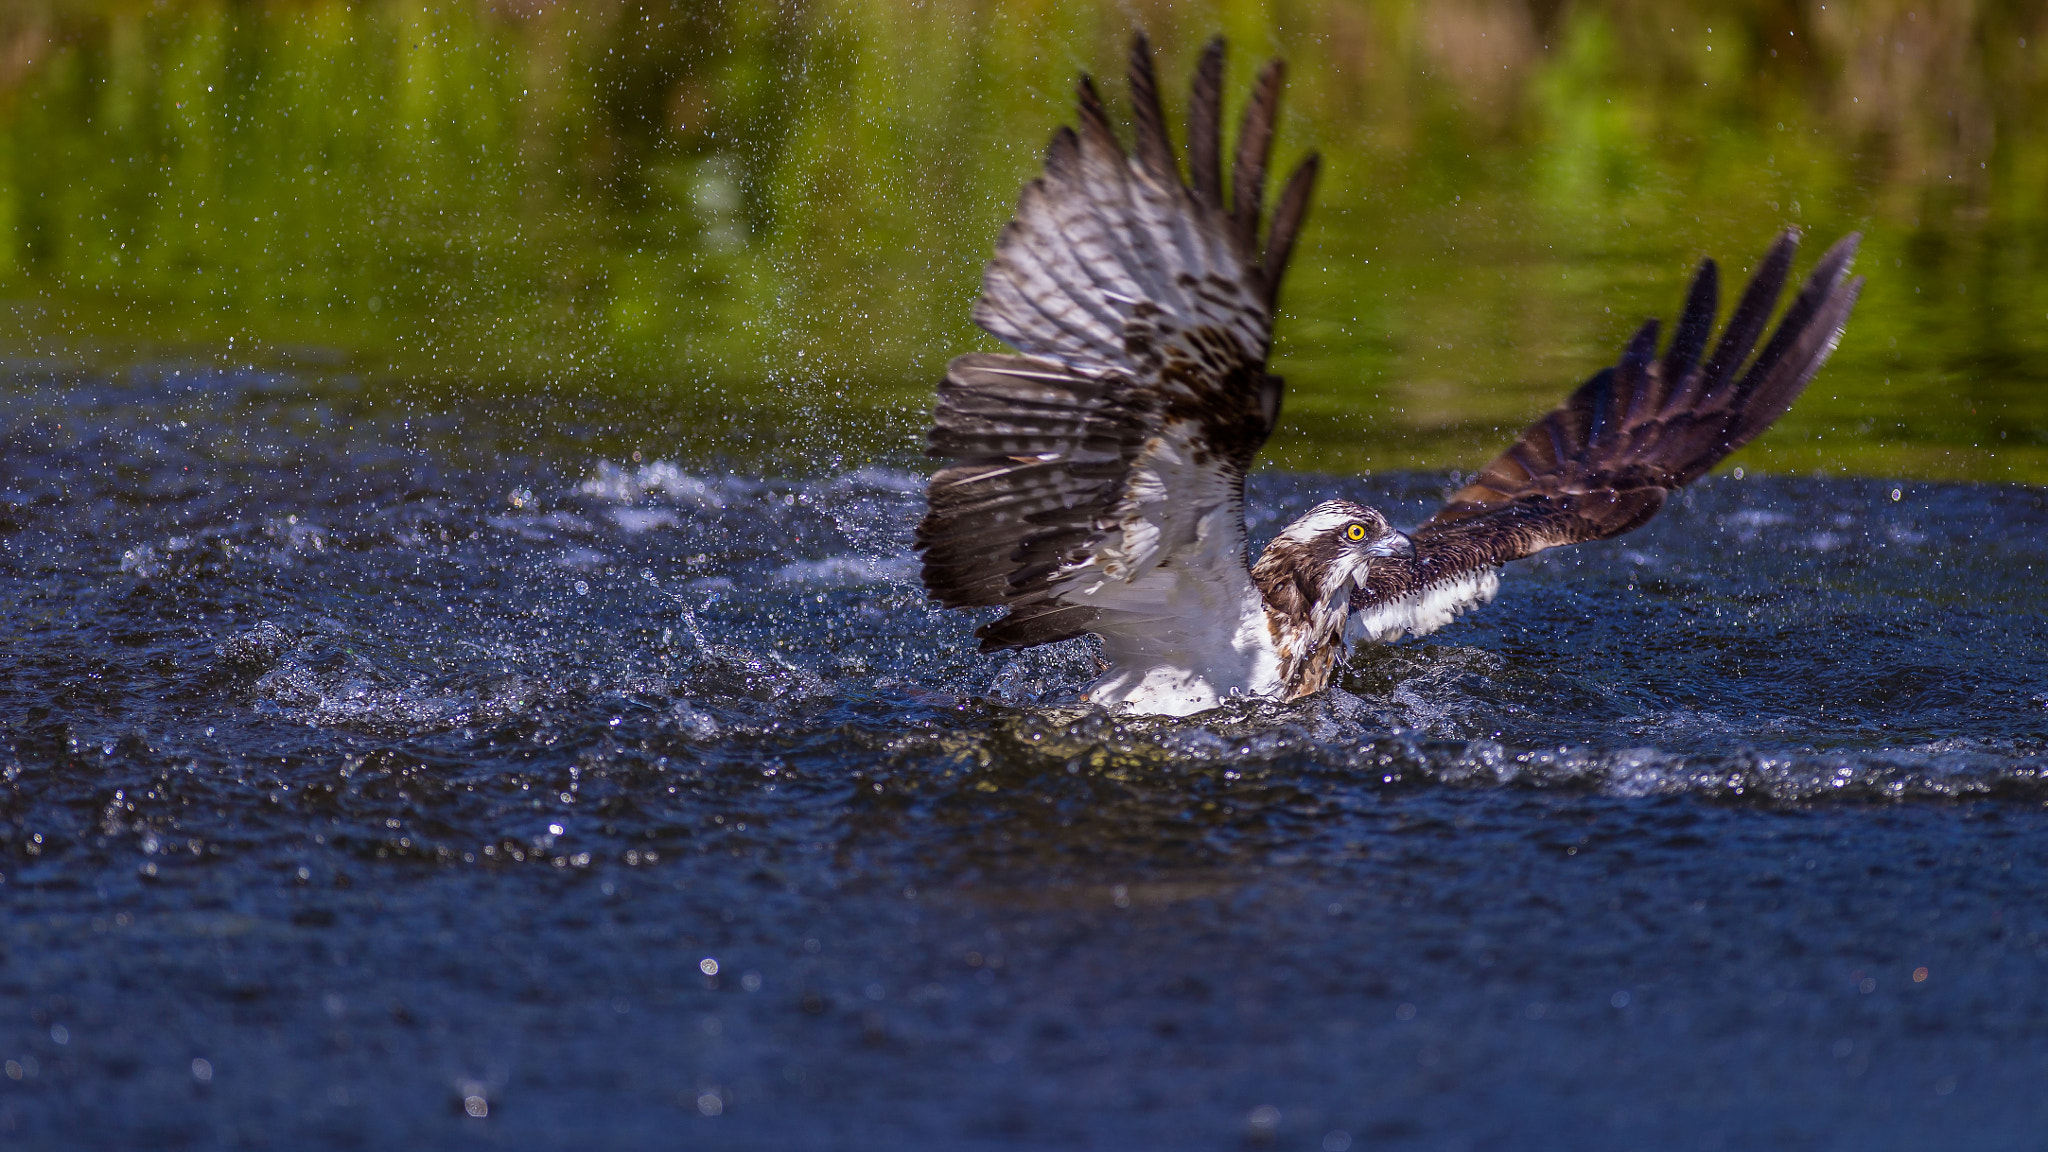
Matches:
[[770, 554, 919, 588]]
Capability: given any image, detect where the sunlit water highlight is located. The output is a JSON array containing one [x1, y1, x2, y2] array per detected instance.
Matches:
[[2, 367, 2047, 1148]]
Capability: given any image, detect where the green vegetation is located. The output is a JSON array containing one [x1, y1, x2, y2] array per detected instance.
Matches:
[[2, 0, 2044, 479]]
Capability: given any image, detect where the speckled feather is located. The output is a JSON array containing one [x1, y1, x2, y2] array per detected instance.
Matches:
[[917, 34, 1318, 653]]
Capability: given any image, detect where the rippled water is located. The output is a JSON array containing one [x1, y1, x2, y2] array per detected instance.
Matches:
[[3, 367, 2047, 1149]]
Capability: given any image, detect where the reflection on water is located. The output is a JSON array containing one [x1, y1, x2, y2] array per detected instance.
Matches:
[[1, 0, 2044, 478]]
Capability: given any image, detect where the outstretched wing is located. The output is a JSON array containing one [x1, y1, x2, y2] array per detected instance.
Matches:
[[917, 34, 1320, 652], [1351, 229, 1864, 641]]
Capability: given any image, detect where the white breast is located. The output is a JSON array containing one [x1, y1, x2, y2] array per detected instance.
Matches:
[[1348, 568, 1502, 644], [1065, 504, 1281, 717]]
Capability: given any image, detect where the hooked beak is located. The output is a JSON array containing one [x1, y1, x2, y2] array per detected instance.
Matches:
[[1366, 532, 1416, 560]]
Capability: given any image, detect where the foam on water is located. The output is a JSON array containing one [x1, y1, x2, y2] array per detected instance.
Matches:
[[11, 372, 2042, 801]]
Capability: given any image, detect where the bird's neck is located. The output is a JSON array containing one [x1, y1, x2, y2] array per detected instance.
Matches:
[[1250, 549, 1359, 700]]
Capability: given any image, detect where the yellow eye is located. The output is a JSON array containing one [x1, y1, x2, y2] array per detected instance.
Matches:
[[1346, 523, 1367, 541]]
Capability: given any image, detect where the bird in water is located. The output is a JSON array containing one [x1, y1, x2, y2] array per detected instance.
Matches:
[[915, 34, 1864, 718]]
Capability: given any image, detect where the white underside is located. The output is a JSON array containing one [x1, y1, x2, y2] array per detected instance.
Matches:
[[1075, 560, 1504, 718], [1084, 613, 1281, 717], [1024, 419, 1504, 717], [1066, 505, 1282, 718], [1346, 568, 1502, 645]]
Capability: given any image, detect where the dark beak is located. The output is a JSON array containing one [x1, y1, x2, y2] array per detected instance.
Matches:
[[1366, 532, 1416, 560]]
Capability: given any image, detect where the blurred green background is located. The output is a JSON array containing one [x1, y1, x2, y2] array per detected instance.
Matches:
[[1, 0, 2044, 479]]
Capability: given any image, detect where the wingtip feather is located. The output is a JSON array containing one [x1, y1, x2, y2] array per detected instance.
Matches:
[[1188, 36, 1226, 207], [1261, 152, 1320, 308], [1229, 58, 1286, 253], [1125, 31, 1178, 181]]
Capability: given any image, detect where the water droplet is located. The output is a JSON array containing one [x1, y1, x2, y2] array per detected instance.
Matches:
[[699, 957, 719, 976], [458, 1079, 489, 1116]]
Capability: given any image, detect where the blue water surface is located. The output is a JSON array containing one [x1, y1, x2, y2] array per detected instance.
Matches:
[[1, 367, 2046, 1150]]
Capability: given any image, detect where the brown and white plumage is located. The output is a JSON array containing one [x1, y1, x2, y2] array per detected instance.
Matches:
[[915, 34, 1864, 717], [916, 33, 1314, 713], [1350, 231, 1864, 643]]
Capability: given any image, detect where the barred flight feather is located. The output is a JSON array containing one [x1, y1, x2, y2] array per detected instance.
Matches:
[[917, 31, 1316, 662], [1353, 230, 1864, 624]]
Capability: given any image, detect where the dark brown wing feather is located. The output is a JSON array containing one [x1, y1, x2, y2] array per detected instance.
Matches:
[[917, 33, 1320, 651], [1355, 229, 1864, 613]]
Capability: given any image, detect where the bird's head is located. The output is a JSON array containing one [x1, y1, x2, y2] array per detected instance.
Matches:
[[1251, 499, 1415, 622]]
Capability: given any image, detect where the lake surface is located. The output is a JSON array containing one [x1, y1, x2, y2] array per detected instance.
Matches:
[[4, 2, 2048, 1149], [1, 366, 2045, 1149]]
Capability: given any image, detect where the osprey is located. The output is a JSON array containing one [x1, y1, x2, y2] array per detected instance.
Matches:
[[916, 35, 1863, 718]]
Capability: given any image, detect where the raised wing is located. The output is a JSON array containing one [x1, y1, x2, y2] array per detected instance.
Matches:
[[917, 34, 1319, 651], [1351, 229, 1864, 641]]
